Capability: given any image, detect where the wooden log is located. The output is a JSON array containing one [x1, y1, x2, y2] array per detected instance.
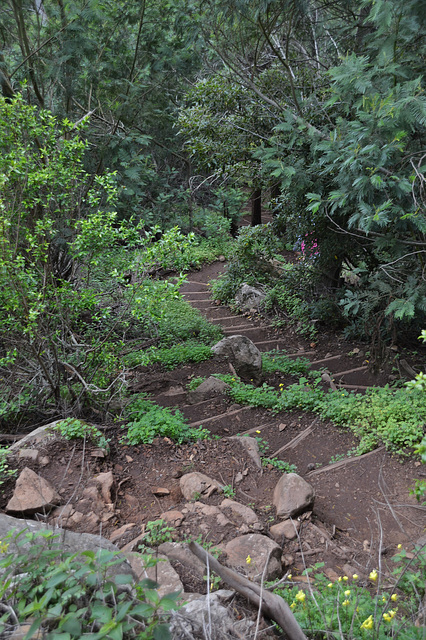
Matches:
[[189, 541, 307, 640]]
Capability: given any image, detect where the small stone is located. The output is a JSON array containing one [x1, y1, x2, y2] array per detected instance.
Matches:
[[180, 472, 221, 500], [125, 455, 133, 463], [17, 449, 39, 462], [109, 523, 137, 544], [325, 567, 339, 581], [152, 487, 170, 496], [270, 519, 301, 542], [6, 467, 61, 515], [94, 471, 114, 503], [306, 463, 316, 471], [235, 472, 244, 484], [279, 423, 286, 432], [39, 456, 50, 467], [91, 449, 105, 458], [160, 510, 185, 527], [281, 553, 294, 567]]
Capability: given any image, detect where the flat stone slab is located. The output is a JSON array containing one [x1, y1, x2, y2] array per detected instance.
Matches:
[[6, 467, 61, 515]]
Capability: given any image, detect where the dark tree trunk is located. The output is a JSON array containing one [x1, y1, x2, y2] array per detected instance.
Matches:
[[251, 188, 262, 226]]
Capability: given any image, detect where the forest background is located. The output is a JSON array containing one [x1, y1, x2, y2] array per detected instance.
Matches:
[[0, 0, 425, 425]]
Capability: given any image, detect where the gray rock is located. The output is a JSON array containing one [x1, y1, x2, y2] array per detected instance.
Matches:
[[169, 590, 255, 640], [126, 552, 183, 598], [158, 542, 206, 578], [0, 513, 134, 578], [180, 472, 222, 500], [211, 335, 262, 383], [269, 519, 301, 542], [225, 534, 282, 582], [188, 376, 231, 404], [6, 467, 61, 515], [230, 435, 262, 468], [220, 499, 261, 529], [273, 473, 315, 519], [7, 421, 63, 453], [235, 284, 266, 310]]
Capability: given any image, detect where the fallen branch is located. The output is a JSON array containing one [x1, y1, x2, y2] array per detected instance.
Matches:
[[189, 541, 307, 640]]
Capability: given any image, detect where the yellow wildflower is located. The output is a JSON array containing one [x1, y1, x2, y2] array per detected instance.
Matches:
[[246, 555, 252, 565], [290, 602, 297, 610], [344, 590, 351, 597], [287, 574, 292, 580], [391, 594, 398, 602], [382, 596, 387, 603], [353, 574, 359, 580], [342, 599, 350, 607], [0, 541, 9, 553], [255, 430, 261, 434], [361, 615, 374, 630], [343, 576, 348, 581], [397, 544, 402, 550], [327, 583, 333, 588], [338, 576, 342, 582], [383, 610, 397, 623], [369, 569, 378, 582], [295, 590, 306, 603]]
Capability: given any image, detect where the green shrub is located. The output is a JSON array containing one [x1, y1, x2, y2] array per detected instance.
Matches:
[[52, 418, 109, 449], [157, 300, 222, 345], [0, 529, 178, 639], [124, 395, 209, 444], [262, 350, 319, 378], [125, 342, 213, 370]]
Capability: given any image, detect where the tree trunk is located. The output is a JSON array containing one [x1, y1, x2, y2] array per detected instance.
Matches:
[[251, 188, 262, 226]]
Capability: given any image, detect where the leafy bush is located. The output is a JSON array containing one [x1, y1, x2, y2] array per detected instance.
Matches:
[[0, 529, 178, 639], [157, 300, 222, 345], [52, 418, 109, 449], [124, 395, 209, 444], [139, 520, 175, 551]]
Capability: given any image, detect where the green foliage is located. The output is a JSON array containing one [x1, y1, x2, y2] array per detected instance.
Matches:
[[157, 300, 223, 345], [222, 485, 235, 499], [187, 376, 206, 391], [140, 520, 175, 551], [123, 395, 209, 445], [264, 280, 317, 340], [221, 375, 426, 456], [0, 96, 139, 421], [52, 419, 109, 449], [0, 448, 16, 487], [276, 562, 423, 639], [262, 351, 318, 378], [0, 529, 178, 639], [125, 342, 213, 370], [262, 458, 297, 474], [210, 224, 282, 304]]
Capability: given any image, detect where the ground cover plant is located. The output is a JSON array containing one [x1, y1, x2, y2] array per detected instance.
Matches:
[[123, 394, 209, 445], [217, 374, 426, 456], [0, 529, 179, 639], [275, 550, 426, 640]]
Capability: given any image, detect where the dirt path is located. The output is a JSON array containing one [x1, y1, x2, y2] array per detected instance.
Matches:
[[1, 257, 425, 592]]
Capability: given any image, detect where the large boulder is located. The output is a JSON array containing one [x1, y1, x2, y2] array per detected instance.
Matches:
[[6, 467, 61, 515], [0, 513, 134, 579], [273, 473, 315, 519], [235, 284, 266, 311], [211, 335, 262, 383]]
